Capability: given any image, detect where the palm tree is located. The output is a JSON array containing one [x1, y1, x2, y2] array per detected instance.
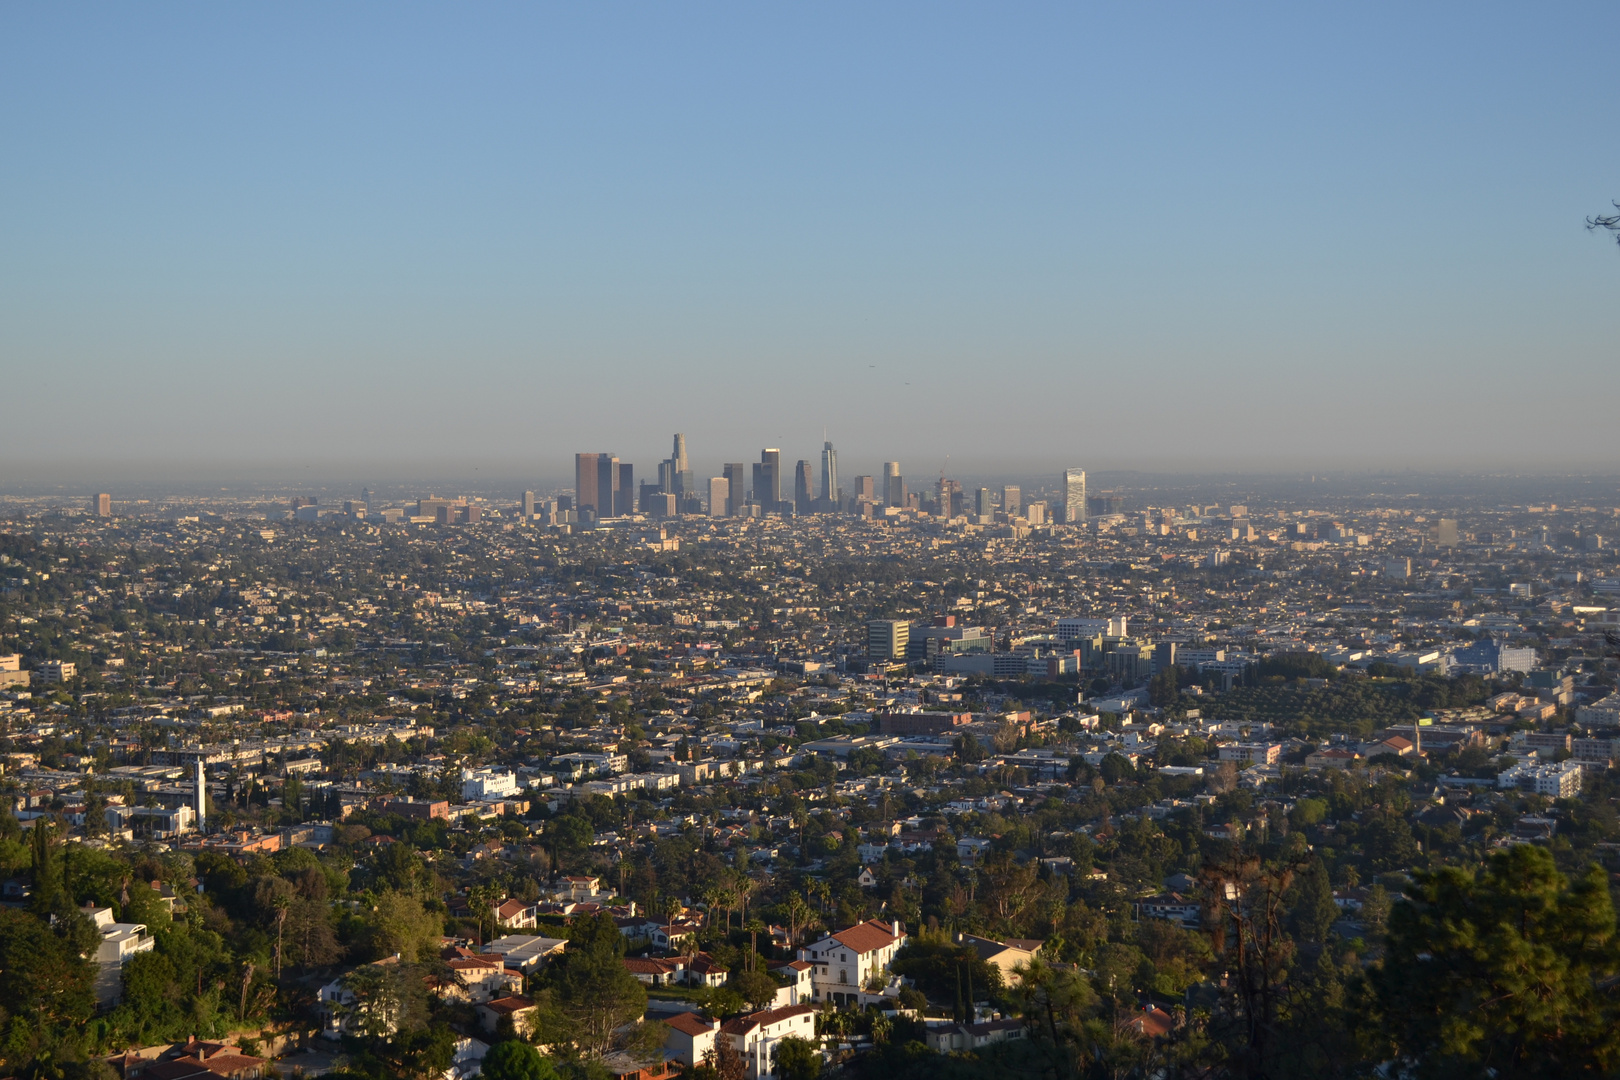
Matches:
[[272, 893, 291, 977], [744, 917, 766, 969]]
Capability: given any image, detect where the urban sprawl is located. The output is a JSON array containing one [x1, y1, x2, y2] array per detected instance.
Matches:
[[4, 447, 1620, 1079]]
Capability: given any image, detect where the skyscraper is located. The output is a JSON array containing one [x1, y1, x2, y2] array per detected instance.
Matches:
[[521, 491, 535, 519], [976, 487, 993, 519], [883, 462, 903, 507], [794, 460, 814, 516], [93, 493, 111, 517], [821, 441, 839, 510], [661, 433, 693, 502], [708, 477, 729, 518], [1065, 468, 1088, 525], [1001, 485, 1020, 518], [616, 463, 634, 516], [723, 463, 746, 516], [574, 454, 603, 519], [753, 449, 782, 510]]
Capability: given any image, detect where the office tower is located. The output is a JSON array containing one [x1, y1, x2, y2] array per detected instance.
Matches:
[[867, 619, 911, 661], [1001, 485, 1020, 518], [976, 487, 993, 519], [853, 475, 876, 502], [616, 463, 634, 516], [93, 493, 111, 517], [821, 441, 839, 509], [723, 463, 746, 516], [579, 453, 609, 521], [794, 460, 814, 515], [1025, 501, 1047, 525], [521, 491, 535, 519], [1433, 518, 1459, 547], [659, 433, 694, 501], [753, 449, 781, 508], [1065, 468, 1087, 524], [708, 477, 729, 518], [936, 477, 962, 517], [878, 462, 898, 507]]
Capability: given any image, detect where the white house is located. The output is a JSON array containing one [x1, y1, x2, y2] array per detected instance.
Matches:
[[799, 919, 906, 1007], [83, 904, 155, 1006], [461, 767, 520, 802], [662, 1012, 720, 1068], [720, 1004, 819, 1080]]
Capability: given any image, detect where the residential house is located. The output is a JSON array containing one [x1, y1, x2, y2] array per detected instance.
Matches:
[[957, 934, 1043, 986], [923, 1018, 1025, 1053], [662, 1012, 720, 1068], [476, 995, 538, 1037], [720, 1004, 819, 1080], [799, 919, 907, 1006]]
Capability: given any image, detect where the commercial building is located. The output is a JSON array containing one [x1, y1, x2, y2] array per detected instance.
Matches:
[[1497, 759, 1582, 798], [1001, 485, 1021, 518], [822, 442, 840, 510], [794, 460, 814, 515], [94, 493, 112, 517], [708, 477, 729, 518], [1065, 468, 1087, 525], [723, 463, 747, 517], [883, 462, 903, 507], [574, 454, 619, 521], [867, 620, 910, 662], [752, 449, 782, 511]]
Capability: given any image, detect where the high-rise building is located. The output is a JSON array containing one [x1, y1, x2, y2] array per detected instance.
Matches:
[[1001, 485, 1021, 518], [753, 449, 782, 509], [975, 487, 993, 519], [93, 493, 111, 517], [867, 619, 911, 662], [574, 453, 613, 520], [794, 460, 814, 516], [883, 463, 903, 507], [660, 434, 694, 501], [615, 463, 634, 516], [723, 463, 746, 516], [521, 491, 535, 519], [937, 478, 962, 518], [1065, 468, 1087, 525], [853, 475, 876, 502], [821, 441, 839, 510], [708, 477, 729, 518]]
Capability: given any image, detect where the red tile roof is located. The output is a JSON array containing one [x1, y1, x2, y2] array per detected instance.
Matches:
[[830, 919, 901, 955]]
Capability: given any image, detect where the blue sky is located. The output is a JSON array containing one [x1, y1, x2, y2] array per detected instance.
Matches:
[[3, 3, 1618, 485]]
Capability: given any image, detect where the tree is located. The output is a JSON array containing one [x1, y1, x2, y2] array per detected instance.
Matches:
[[1289, 859, 1339, 944], [368, 891, 442, 962], [732, 968, 781, 1012], [772, 1034, 820, 1080], [1589, 201, 1620, 246], [539, 912, 647, 1059], [1377, 845, 1620, 1077], [480, 1040, 558, 1080]]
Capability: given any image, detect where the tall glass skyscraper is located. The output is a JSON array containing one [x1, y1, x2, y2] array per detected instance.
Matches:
[[1065, 468, 1087, 524], [821, 441, 839, 508]]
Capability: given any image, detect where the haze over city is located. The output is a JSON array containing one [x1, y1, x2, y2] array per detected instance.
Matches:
[[4, 2, 1620, 483]]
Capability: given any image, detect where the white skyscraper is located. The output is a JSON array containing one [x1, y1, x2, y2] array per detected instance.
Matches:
[[821, 441, 839, 509], [1065, 468, 1087, 524]]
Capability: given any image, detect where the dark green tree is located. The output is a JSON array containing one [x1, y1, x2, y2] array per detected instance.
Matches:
[[1378, 845, 1620, 1077], [480, 1040, 557, 1080]]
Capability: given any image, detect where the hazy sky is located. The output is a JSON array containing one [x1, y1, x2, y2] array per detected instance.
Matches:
[[3, 3, 1618, 487]]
